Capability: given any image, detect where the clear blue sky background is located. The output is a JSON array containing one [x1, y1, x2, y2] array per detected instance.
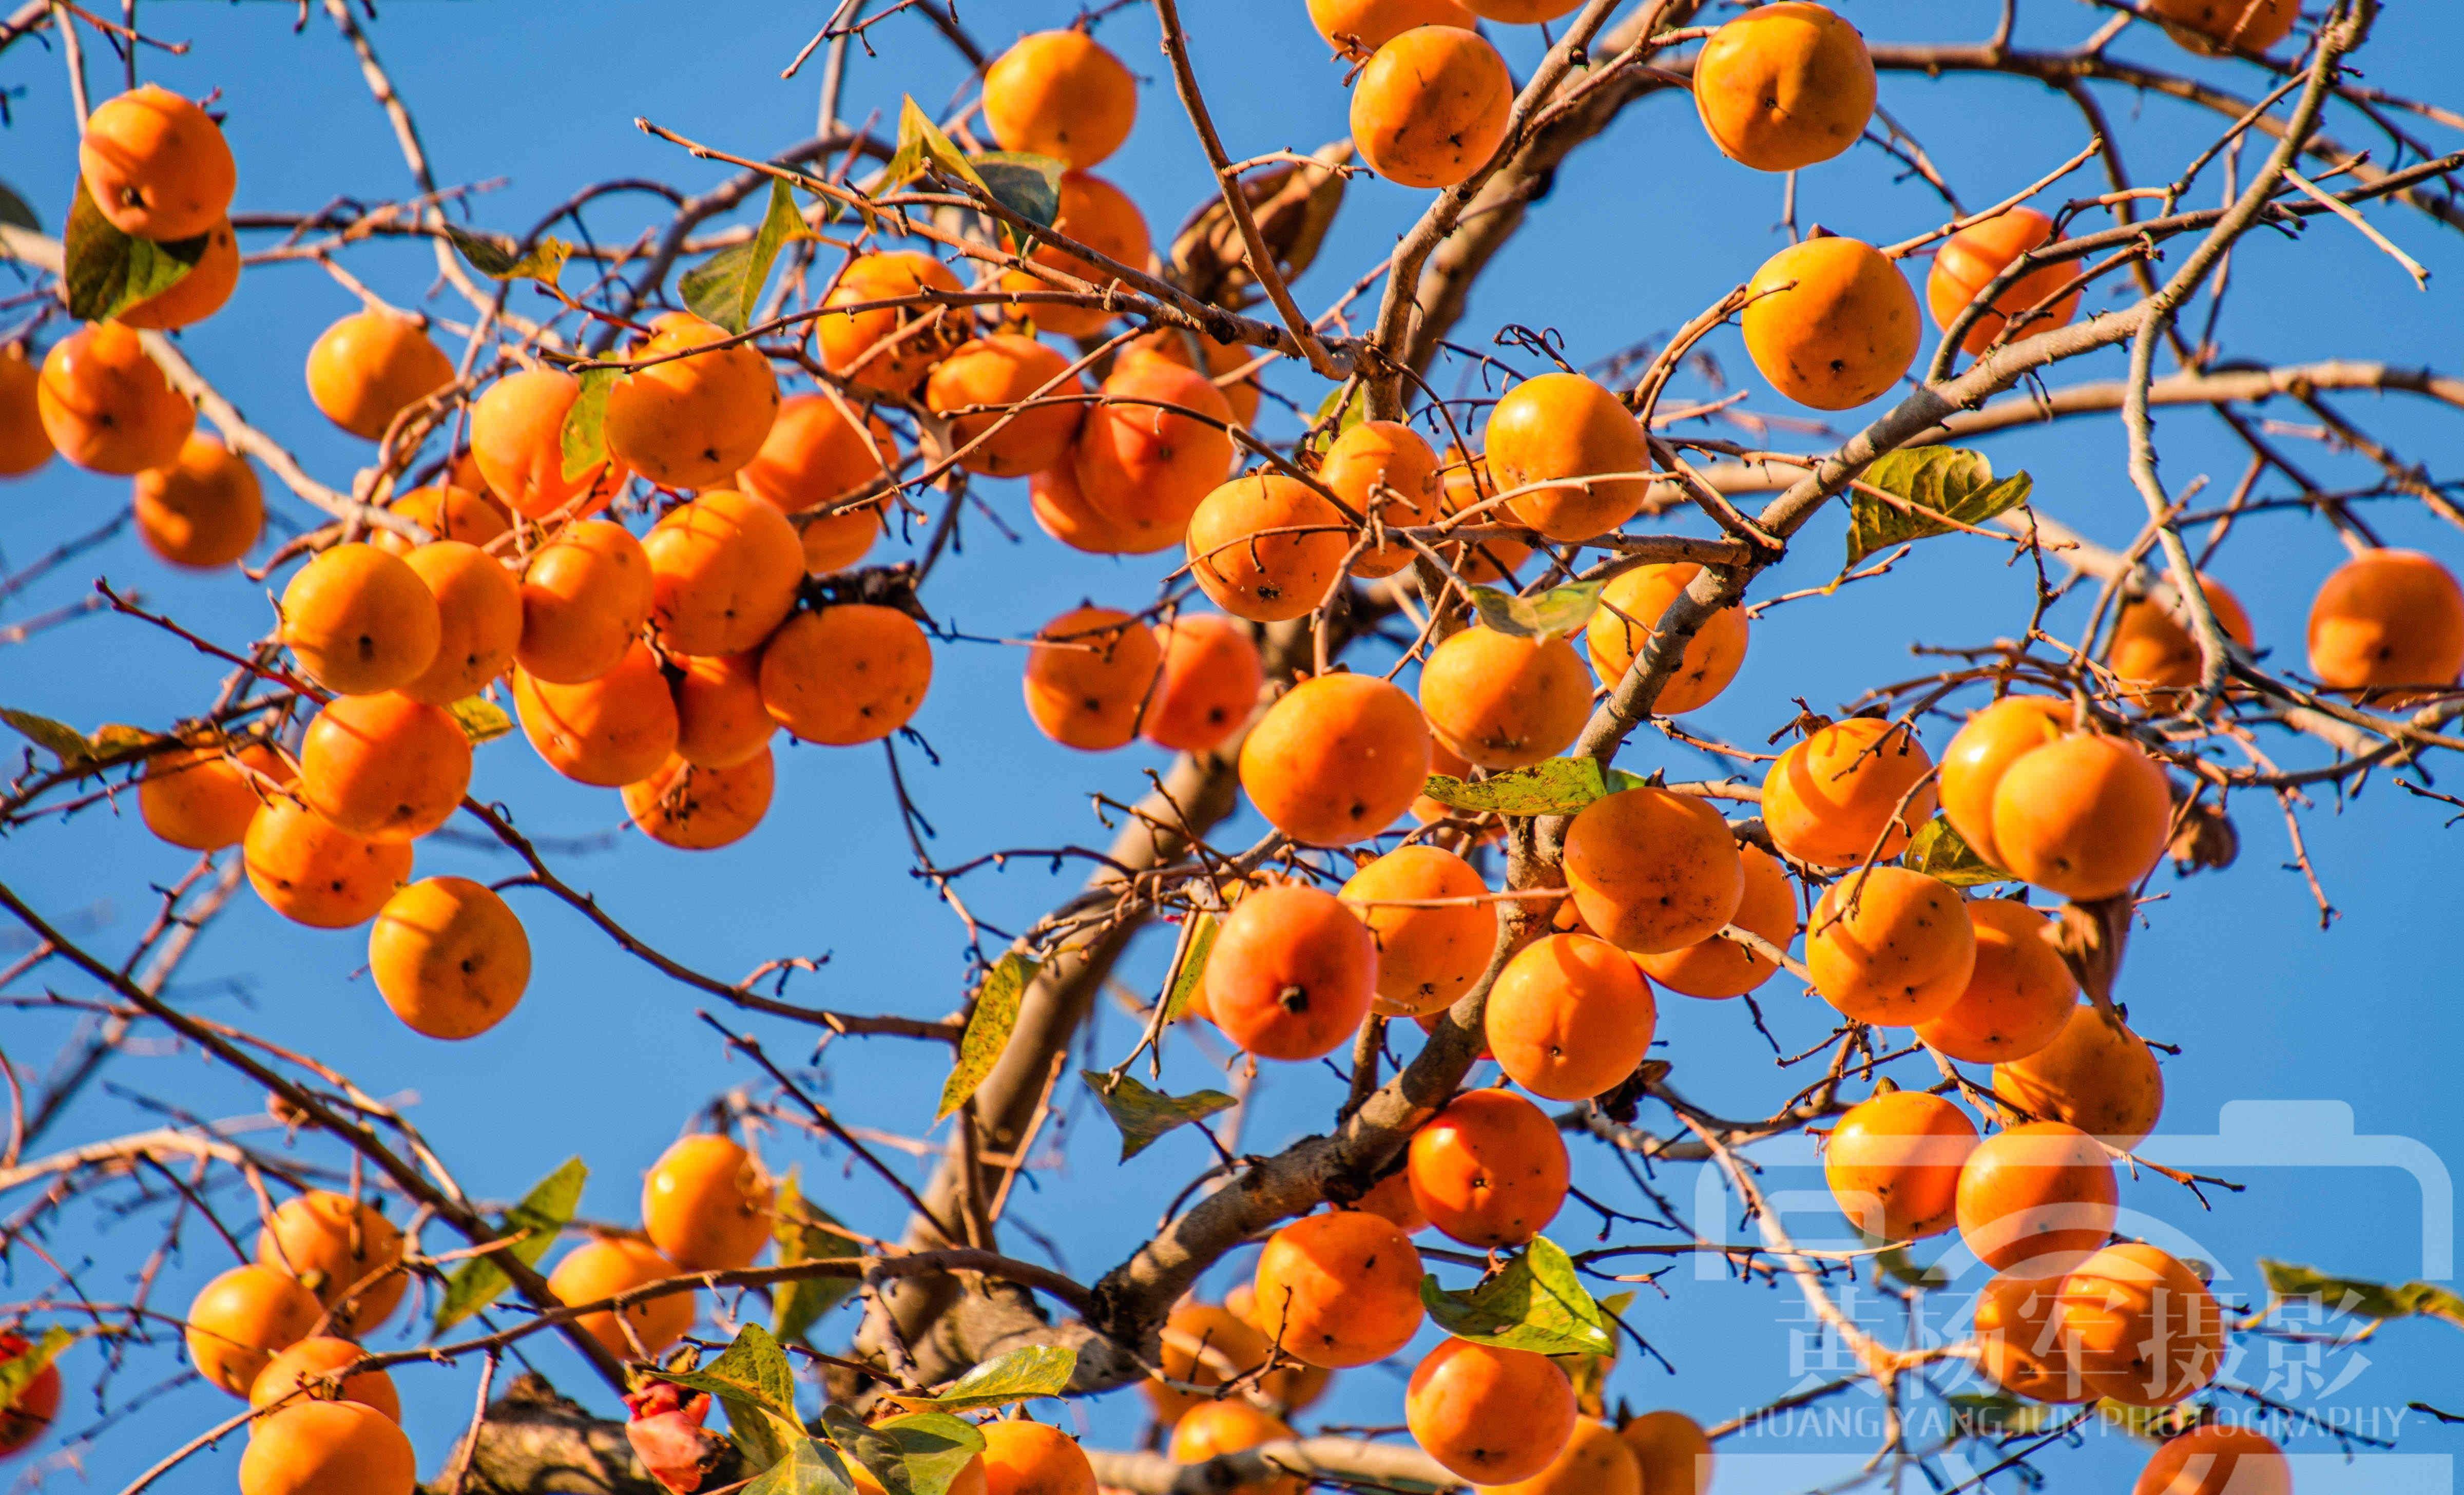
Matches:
[[2, 3, 2460, 1492]]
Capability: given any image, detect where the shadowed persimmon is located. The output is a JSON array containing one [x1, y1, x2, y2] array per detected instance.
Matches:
[[2110, 575, 2255, 708], [1586, 563, 1749, 714], [671, 651, 775, 769], [133, 432, 260, 568], [37, 321, 194, 475], [1805, 868, 1976, 1026], [1972, 1270, 2092, 1404], [0, 343, 50, 478], [398, 540, 523, 706], [547, 1238, 695, 1360], [1250, 1210, 1423, 1368], [1563, 787, 1745, 955], [624, 750, 774, 850], [1002, 171, 1151, 338], [256, 1191, 406, 1335], [1485, 1416, 1641, 1495], [1146, 613, 1263, 752], [515, 520, 653, 686], [1024, 605, 1163, 752], [1320, 419, 1441, 578], [1166, 1400, 1301, 1495], [926, 334, 1085, 477], [605, 312, 779, 490], [1761, 716, 1937, 868], [1204, 884, 1378, 1061], [469, 369, 626, 521], [1339, 845, 1492, 1016], [297, 692, 471, 842], [1076, 359, 1235, 539], [116, 217, 240, 331], [1619, 1410, 1713, 1495], [140, 738, 292, 852], [1635, 844, 1797, 1000], [1995, 1001, 2165, 1148], [1927, 208, 2083, 355], [1913, 898, 2077, 1065], [818, 252, 972, 396], [2306, 548, 2464, 704], [642, 1134, 772, 1272], [643, 490, 803, 656]]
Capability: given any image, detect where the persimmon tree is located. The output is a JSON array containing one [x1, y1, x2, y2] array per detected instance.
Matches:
[[1, 2, 2461, 1493]]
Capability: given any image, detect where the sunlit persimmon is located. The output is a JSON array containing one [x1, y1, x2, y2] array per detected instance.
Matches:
[[1319, 419, 1440, 578], [1913, 898, 2076, 1065], [1761, 716, 1937, 869], [2053, 1243, 2220, 1407], [116, 216, 240, 331], [249, 1336, 399, 1422], [242, 795, 414, 929], [982, 31, 1137, 169], [642, 1134, 772, 1272], [1204, 884, 1379, 1061], [469, 369, 626, 521], [1238, 673, 1431, 847], [1972, 1270, 2092, 1404], [185, 1263, 321, 1396], [1635, 844, 1797, 1000], [140, 737, 292, 852], [2132, 1425, 2290, 1495], [257, 1191, 407, 1335], [1823, 1089, 1978, 1241], [514, 644, 679, 787], [305, 310, 455, 442], [0, 342, 51, 478], [1806, 868, 1974, 1026], [370, 484, 510, 555], [1146, 613, 1263, 752], [1250, 1210, 1423, 1368], [297, 691, 472, 841], [760, 604, 932, 745], [1587, 563, 1750, 713], [546, 1238, 694, 1360], [1125, 328, 1264, 427], [1340, 845, 1492, 1016], [925, 334, 1084, 478], [1307, 0, 1476, 54], [1418, 626, 1592, 770], [1692, 3, 1875, 171], [1187, 473, 1353, 623], [515, 519, 653, 686], [1937, 696, 2068, 868], [79, 84, 236, 240], [2111, 575, 2255, 708], [737, 391, 895, 515], [1927, 208, 2082, 357], [1484, 373, 1649, 543], [1989, 733, 2174, 901], [368, 876, 531, 1041], [1563, 787, 1745, 955], [398, 540, 523, 706], [2145, 0, 2299, 54], [1407, 1088, 1567, 1248], [1619, 1410, 1713, 1495], [1995, 1001, 2165, 1149], [1351, 27, 1513, 191], [1075, 359, 1235, 538], [37, 321, 194, 475], [671, 651, 775, 769], [281, 542, 441, 696], [978, 1420, 1099, 1495], [1024, 605, 1162, 751], [1485, 931, 1658, 1100], [1742, 236, 1920, 410], [238, 1402, 416, 1495], [643, 490, 803, 656], [2306, 548, 2464, 704], [1405, 1338, 1577, 1485], [1953, 1120, 2118, 1274], [819, 252, 972, 396], [624, 749, 774, 850], [605, 311, 779, 490], [1003, 171, 1150, 338]]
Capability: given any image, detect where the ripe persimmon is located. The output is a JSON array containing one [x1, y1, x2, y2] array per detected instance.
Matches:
[[115, 217, 240, 331], [1635, 844, 1797, 1000], [1250, 1210, 1423, 1368], [1486, 931, 1658, 1100], [547, 1238, 695, 1360], [1144, 1302, 1307, 1425], [305, 310, 454, 442], [978, 1420, 1099, 1495], [397, 540, 523, 707], [185, 1263, 322, 1396], [642, 1134, 772, 1272], [1936, 696, 2067, 868], [238, 1402, 416, 1495], [819, 252, 971, 396], [1487, 1416, 1641, 1495], [1742, 236, 1920, 410], [1405, 1338, 1577, 1485], [1146, 613, 1263, 753], [0, 343, 51, 478], [2132, 1425, 2290, 1495], [469, 369, 626, 521], [1761, 716, 1937, 868], [1990, 733, 2174, 900], [281, 542, 441, 696], [1025, 605, 1162, 751], [671, 651, 775, 769], [2054, 1242, 2220, 1407], [1823, 1089, 1978, 1241], [1953, 1120, 2118, 1274], [1167, 1400, 1301, 1495], [1995, 1001, 2165, 1148], [1204, 884, 1379, 1061], [257, 1191, 407, 1335], [1465, 0, 1580, 20], [1563, 787, 1745, 955], [624, 750, 774, 850], [1972, 1270, 2092, 1404], [2145, 0, 2298, 54], [1806, 868, 1976, 1025], [738, 391, 895, 514], [36, 321, 194, 475], [1075, 358, 1235, 537], [1350, 1169, 1430, 1235], [1927, 208, 2082, 356], [515, 519, 653, 685], [297, 692, 471, 841], [926, 334, 1084, 477], [1187, 473, 1353, 623], [1003, 171, 1150, 338], [1913, 898, 2076, 1065], [1031, 458, 1177, 555], [242, 796, 413, 929], [249, 1337, 399, 1422], [1692, 3, 1875, 172], [1437, 445, 1530, 583], [605, 311, 780, 490], [1340, 845, 1493, 1016], [368, 876, 531, 1041], [643, 490, 803, 656], [1238, 673, 1431, 847], [1320, 419, 1441, 578], [513, 644, 680, 787], [1619, 1410, 1713, 1495], [1484, 373, 1650, 543], [2306, 548, 2464, 703], [140, 738, 291, 851], [1351, 28, 1513, 191], [1586, 564, 1749, 713], [1417, 626, 1592, 771], [2110, 576, 2255, 708], [1307, 0, 1477, 54], [1407, 1088, 1568, 1248], [760, 604, 932, 745], [984, 31, 1137, 169], [79, 85, 236, 240], [371, 484, 510, 555], [1125, 329, 1263, 426]]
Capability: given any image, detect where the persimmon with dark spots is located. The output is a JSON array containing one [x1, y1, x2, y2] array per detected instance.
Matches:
[[1024, 605, 1163, 752], [1405, 1338, 1577, 1485], [1145, 613, 1263, 752], [1030, 456, 1178, 555], [1307, 0, 1476, 54], [132, 432, 260, 568], [1486, 1416, 1641, 1495], [1351, 27, 1513, 191], [469, 369, 627, 521], [2146, 0, 2298, 54], [818, 252, 972, 396], [140, 738, 292, 852], [1125, 328, 1263, 426], [1417, 626, 1592, 770], [1187, 473, 1353, 623], [184, 1263, 322, 1396], [257, 1191, 407, 1335], [1972, 1270, 2092, 1404], [1937, 696, 2068, 868], [671, 651, 775, 769], [1144, 1300, 1324, 1423], [1995, 1001, 2165, 1148], [736, 391, 895, 517], [116, 216, 240, 331], [1349, 1168, 1429, 1234], [1563, 787, 1745, 955], [1167, 1400, 1301, 1495], [1913, 898, 2077, 1065], [1339, 845, 1493, 1016], [1691, 3, 1875, 172], [760, 604, 933, 745], [242, 796, 414, 929], [1761, 715, 1937, 868], [367, 876, 531, 1041], [515, 519, 653, 686], [398, 540, 523, 707], [623, 749, 774, 850], [1927, 208, 2083, 355], [79, 84, 235, 240], [2306, 548, 2464, 703], [1485, 931, 1658, 1100], [297, 692, 472, 842], [605, 311, 780, 490], [1249, 1210, 1423, 1368], [1822, 1089, 1978, 1241], [1203, 883, 1379, 1061], [1619, 1410, 1713, 1495], [1407, 1088, 1568, 1248], [2053, 1242, 2221, 1407], [2110, 575, 2255, 708], [2132, 1425, 2290, 1495], [1742, 236, 1920, 410], [0, 342, 51, 478], [281, 542, 441, 697], [1075, 358, 1235, 538], [1002, 171, 1151, 338], [305, 310, 455, 442], [369, 484, 510, 555], [982, 31, 1138, 170], [513, 643, 680, 787], [249, 1336, 400, 1422], [642, 1134, 772, 1272], [1586, 563, 1750, 713], [37, 321, 194, 475], [1436, 444, 1530, 583], [1805, 868, 1976, 1026], [1319, 418, 1441, 578], [1635, 844, 1798, 1000], [1483, 372, 1651, 543], [1989, 733, 2174, 900], [642, 490, 804, 656], [546, 1238, 695, 1359], [926, 334, 1085, 476], [238, 1402, 416, 1495], [1953, 1120, 2118, 1274], [978, 1419, 1100, 1495], [1238, 673, 1431, 847]]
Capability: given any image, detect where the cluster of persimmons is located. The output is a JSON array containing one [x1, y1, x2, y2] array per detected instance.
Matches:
[[0, 1, 2446, 1493]]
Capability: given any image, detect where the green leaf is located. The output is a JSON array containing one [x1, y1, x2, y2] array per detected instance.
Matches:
[[1159, 912, 1219, 1024], [824, 1408, 986, 1495], [1843, 446, 2032, 570], [433, 1156, 586, 1333], [1898, 816, 2012, 888], [1421, 1236, 1613, 1356], [967, 153, 1065, 228], [2261, 1260, 2464, 1329], [1947, 1392, 2057, 1434], [0, 180, 37, 234], [0, 1328, 71, 1414], [447, 697, 514, 745], [650, 1324, 801, 1424], [1467, 580, 1605, 640], [724, 1395, 800, 1472], [558, 363, 619, 484], [1311, 380, 1367, 442], [746, 1437, 862, 1495], [936, 951, 1039, 1120], [61, 177, 210, 322], [1558, 1290, 1632, 1416], [442, 222, 571, 286], [1875, 1244, 1951, 1290], [887, 1345, 1078, 1412], [884, 97, 992, 201], [773, 1173, 862, 1345], [1080, 1070, 1237, 1162], [1, 708, 97, 766], [1418, 757, 1610, 817], [680, 178, 809, 336]]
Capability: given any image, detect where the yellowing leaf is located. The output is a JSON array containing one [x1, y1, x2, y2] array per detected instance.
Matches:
[[1419, 757, 1609, 817], [433, 1156, 585, 1333], [1898, 816, 2011, 888], [2261, 1260, 2464, 1330], [1843, 446, 2032, 569], [0, 1328, 70, 1414], [447, 697, 514, 744], [1468, 580, 1604, 640], [442, 223, 571, 286], [1159, 912, 1218, 1024], [936, 951, 1039, 1120], [773, 1174, 861, 1345], [1081, 1071, 1236, 1161], [886, 1345, 1078, 1412], [559, 363, 619, 483]]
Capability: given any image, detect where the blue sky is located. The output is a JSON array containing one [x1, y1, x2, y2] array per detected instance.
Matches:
[[2, 3, 2460, 1492]]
